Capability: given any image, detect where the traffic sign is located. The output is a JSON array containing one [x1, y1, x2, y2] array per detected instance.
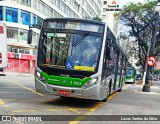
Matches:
[[146, 56, 156, 66]]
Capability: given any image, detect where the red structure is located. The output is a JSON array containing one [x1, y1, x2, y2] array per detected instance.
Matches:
[[6, 52, 35, 74]]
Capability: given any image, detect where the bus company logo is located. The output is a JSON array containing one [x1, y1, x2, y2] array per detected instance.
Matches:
[[0, 26, 4, 34], [106, 0, 122, 11]]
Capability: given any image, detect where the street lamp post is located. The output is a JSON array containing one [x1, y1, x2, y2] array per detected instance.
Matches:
[[142, 1, 160, 92]]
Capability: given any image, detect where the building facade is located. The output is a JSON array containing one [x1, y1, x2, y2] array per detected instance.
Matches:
[[0, 0, 102, 74], [102, 0, 118, 34]]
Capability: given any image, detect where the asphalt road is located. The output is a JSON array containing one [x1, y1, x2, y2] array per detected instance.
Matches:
[[0, 74, 160, 124]]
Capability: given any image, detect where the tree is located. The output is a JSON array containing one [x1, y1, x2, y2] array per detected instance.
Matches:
[[153, 69, 160, 75], [115, 0, 160, 70], [93, 16, 102, 21]]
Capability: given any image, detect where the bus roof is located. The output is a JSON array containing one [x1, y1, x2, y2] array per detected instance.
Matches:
[[44, 17, 105, 25]]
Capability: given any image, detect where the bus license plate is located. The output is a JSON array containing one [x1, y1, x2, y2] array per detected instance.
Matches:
[[58, 90, 70, 95]]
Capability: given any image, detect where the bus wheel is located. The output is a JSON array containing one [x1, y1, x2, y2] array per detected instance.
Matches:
[[118, 87, 122, 92]]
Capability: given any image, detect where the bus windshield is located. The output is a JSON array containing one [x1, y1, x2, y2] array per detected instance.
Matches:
[[38, 31, 102, 72], [126, 69, 134, 76]]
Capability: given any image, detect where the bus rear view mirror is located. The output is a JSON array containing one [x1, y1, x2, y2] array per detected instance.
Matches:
[[27, 29, 33, 44]]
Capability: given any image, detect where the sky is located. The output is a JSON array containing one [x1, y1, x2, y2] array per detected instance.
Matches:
[[116, 0, 146, 7]]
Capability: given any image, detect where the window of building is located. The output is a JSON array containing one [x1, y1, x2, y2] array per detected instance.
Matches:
[[19, 48, 30, 54], [24, 49, 30, 54], [19, 29, 28, 43], [33, 15, 37, 24], [37, 16, 43, 26], [33, 0, 37, 9], [102, 15, 106, 19], [0, 6, 2, 21], [41, 3, 46, 14], [37, 34, 39, 43], [103, 8, 106, 12], [20, 10, 30, 25], [53, 0, 60, 9], [7, 47, 11, 52], [32, 50, 36, 55], [47, 0, 52, 3], [104, 1, 107, 5], [46, 6, 52, 17], [6, 7, 18, 23], [11, 47, 18, 53], [19, 49, 25, 54], [21, 0, 31, 7], [7, 27, 18, 42], [32, 32, 36, 46]]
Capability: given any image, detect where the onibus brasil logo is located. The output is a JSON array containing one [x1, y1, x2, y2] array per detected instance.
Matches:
[[106, 0, 122, 11]]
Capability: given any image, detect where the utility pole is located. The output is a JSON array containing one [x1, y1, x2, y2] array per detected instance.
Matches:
[[142, 1, 160, 92]]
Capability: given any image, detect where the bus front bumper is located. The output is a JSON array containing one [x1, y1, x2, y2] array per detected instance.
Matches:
[[35, 77, 101, 100]]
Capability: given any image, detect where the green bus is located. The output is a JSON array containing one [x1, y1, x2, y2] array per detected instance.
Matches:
[[125, 67, 136, 83], [27, 18, 128, 102]]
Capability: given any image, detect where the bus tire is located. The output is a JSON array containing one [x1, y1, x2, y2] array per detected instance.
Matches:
[[118, 87, 122, 92]]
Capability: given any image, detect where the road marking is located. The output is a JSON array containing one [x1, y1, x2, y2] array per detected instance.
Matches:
[[69, 116, 85, 123], [0, 92, 34, 93], [0, 99, 7, 108], [69, 92, 119, 124], [47, 109, 57, 112], [7, 79, 44, 96], [0, 99, 5, 105], [68, 108, 81, 114], [13, 110, 35, 113], [88, 103, 104, 112], [108, 92, 119, 100], [122, 84, 130, 90], [69, 84, 131, 124]]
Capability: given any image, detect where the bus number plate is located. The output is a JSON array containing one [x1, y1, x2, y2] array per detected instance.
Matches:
[[58, 90, 70, 95]]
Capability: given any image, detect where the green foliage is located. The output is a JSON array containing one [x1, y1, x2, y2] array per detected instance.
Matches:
[[153, 69, 160, 75], [116, 0, 160, 69], [93, 16, 102, 21]]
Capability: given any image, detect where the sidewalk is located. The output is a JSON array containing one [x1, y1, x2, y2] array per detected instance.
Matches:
[[4, 71, 34, 77], [125, 83, 160, 94]]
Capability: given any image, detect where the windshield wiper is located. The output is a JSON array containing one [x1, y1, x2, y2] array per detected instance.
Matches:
[[72, 32, 89, 47]]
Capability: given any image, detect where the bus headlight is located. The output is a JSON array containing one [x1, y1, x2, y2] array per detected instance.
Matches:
[[91, 77, 98, 83], [84, 77, 98, 88], [36, 71, 46, 82], [36, 72, 41, 77]]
